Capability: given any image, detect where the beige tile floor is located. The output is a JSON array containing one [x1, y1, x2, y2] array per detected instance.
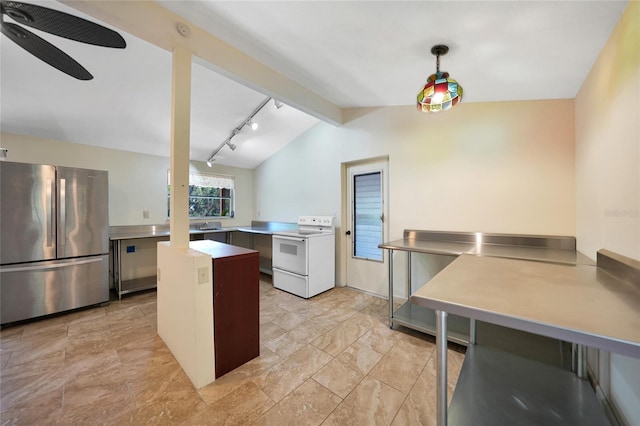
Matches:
[[0, 276, 465, 425]]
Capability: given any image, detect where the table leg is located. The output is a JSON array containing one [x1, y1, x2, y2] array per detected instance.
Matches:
[[407, 250, 412, 298], [575, 343, 587, 379], [388, 249, 394, 328], [436, 309, 448, 426], [470, 318, 477, 345], [116, 240, 122, 300]]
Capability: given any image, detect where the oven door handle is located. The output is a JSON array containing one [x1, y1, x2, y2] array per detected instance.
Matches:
[[273, 235, 306, 243]]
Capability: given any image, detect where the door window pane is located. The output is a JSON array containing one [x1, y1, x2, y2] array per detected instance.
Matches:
[[353, 171, 383, 261]]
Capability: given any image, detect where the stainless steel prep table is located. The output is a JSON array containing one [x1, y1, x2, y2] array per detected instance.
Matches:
[[110, 221, 297, 299], [379, 230, 594, 344], [109, 225, 230, 298], [411, 250, 640, 426]]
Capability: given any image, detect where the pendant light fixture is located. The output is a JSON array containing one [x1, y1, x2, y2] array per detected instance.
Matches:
[[417, 45, 463, 113]]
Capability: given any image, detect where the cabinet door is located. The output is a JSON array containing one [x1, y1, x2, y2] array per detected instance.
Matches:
[[213, 252, 259, 378]]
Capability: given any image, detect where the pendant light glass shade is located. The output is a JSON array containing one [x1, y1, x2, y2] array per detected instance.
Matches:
[[417, 45, 463, 113]]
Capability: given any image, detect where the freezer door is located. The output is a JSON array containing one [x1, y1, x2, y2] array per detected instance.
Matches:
[[0, 162, 57, 264], [0, 255, 109, 324], [56, 167, 109, 258]]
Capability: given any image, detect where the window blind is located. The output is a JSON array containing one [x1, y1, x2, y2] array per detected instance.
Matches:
[[353, 171, 383, 261]]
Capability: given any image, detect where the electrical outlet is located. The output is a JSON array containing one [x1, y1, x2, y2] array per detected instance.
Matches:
[[143, 210, 150, 219], [198, 267, 209, 284]]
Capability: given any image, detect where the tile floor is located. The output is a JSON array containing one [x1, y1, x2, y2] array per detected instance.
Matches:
[[0, 276, 465, 425]]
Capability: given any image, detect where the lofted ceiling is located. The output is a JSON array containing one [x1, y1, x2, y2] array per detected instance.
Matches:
[[0, 1, 629, 169]]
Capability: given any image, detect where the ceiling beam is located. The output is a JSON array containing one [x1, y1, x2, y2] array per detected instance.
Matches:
[[61, 0, 343, 125]]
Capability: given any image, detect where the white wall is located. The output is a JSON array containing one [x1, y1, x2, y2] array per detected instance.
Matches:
[[0, 132, 254, 227], [575, 2, 640, 424]]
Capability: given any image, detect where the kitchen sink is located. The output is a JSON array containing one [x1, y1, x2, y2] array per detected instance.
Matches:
[[196, 221, 222, 231]]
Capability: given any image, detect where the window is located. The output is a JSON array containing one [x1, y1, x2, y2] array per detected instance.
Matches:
[[167, 171, 235, 218], [353, 171, 383, 261]]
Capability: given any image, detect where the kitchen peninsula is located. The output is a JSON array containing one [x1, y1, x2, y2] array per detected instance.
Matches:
[[156, 239, 260, 389]]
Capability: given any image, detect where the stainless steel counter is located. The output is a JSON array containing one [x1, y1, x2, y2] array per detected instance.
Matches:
[[109, 221, 297, 298], [234, 221, 299, 235], [379, 230, 594, 265], [109, 224, 229, 240], [109, 221, 298, 240], [379, 230, 595, 347], [412, 253, 640, 358], [411, 250, 640, 425]]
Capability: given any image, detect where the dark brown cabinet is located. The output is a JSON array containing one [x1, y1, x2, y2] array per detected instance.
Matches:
[[190, 240, 260, 378]]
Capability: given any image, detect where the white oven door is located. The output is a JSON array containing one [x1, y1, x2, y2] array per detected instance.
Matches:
[[272, 235, 308, 275]]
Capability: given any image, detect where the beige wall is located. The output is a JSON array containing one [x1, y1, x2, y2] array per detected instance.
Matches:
[[255, 100, 575, 237], [576, 2, 639, 261], [575, 2, 640, 424], [0, 132, 254, 227]]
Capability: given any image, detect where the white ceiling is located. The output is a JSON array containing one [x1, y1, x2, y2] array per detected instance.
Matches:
[[1, 1, 628, 169]]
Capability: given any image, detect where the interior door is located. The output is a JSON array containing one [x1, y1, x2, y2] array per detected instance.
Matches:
[[345, 159, 389, 296]]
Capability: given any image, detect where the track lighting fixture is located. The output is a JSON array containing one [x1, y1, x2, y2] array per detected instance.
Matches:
[[204, 95, 280, 164], [274, 99, 284, 109]]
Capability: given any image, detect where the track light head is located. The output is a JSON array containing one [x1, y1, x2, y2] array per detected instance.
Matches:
[[250, 120, 258, 131], [227, 142, 237, 151], [206, 159, 214, 167], [274, 99, 284, 109]]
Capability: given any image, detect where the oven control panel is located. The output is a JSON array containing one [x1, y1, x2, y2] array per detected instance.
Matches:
[[298, 216, 334, 227]]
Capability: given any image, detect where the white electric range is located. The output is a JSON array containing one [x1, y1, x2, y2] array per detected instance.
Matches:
[[271, 216, 335, 299]]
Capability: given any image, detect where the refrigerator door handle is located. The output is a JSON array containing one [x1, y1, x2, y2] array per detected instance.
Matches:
[[46, 178, 53, 247], [59, 178, 66, 247], [0, 257, 104, 273]]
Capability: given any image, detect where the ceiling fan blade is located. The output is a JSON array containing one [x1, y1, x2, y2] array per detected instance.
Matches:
[[1, 1, 126, 48], [2, 21, 93, 80]]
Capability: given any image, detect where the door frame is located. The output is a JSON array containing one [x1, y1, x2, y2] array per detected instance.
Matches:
[[339, 155, 389, 292]]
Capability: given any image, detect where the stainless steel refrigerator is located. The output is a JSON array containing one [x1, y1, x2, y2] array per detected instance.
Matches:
[[0, 161, 109, 324]]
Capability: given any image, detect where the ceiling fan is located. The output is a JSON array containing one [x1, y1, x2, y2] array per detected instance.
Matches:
[[1, 1, 126, 80]]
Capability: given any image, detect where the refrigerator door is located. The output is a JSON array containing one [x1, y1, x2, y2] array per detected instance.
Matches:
[[0, 162, 57, 264], [56, 166, 109, 258], [0, 255, 109, 324]]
